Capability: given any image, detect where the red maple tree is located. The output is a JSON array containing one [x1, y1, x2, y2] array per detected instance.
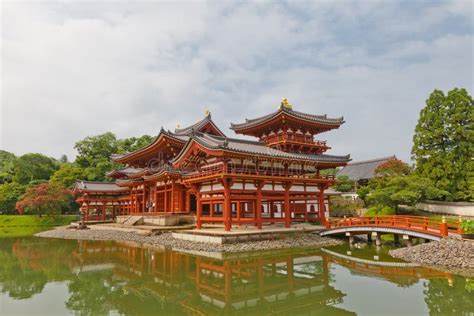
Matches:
[[16, 182, 72, 217], [375, 158, 411, 177]]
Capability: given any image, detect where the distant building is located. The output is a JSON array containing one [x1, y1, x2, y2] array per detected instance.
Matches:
[[337, 155, 396, 187]]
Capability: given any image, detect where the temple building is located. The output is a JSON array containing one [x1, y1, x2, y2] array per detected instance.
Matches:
[[74, 99, 351, 230]]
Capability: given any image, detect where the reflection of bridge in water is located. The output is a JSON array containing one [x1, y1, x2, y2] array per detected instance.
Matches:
[[321, 248, 453, 285]]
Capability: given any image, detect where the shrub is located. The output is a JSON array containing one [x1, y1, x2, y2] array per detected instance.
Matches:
[[329, 196, 364, 217], [364, 205, 395, 216], [460, 220, 474, 234]]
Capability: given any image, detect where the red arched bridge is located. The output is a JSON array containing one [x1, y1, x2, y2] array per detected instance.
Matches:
[[320, 215, 462, 242]]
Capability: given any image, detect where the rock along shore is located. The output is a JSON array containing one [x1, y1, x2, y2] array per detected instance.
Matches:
[[389, 238, 474, 270], [35, 227, 343, 253]]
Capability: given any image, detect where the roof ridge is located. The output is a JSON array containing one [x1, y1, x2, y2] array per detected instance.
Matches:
[[78, 180, 118, 184], [112, 130, 187, 162], [347, 155, 397, 165], [230, 105, 344, 130], [196, 132, 265, 145], [175, 116, 209, 134]]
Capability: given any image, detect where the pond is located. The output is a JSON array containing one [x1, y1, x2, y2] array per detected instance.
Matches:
[[0, 237, 472, 316]]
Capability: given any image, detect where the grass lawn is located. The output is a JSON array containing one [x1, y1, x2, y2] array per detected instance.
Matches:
[[0, 215, 78, 238]]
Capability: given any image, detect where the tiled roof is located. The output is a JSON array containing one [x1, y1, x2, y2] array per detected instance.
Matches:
[[230, 107, 344, 130], [337, 155, 396, 181], [174, 113, 226, 137], [175, 132, 350, 164], [115, 178, 143, 186], [143, 165, 187, 180], [111, 129, 188, 161], [75, 181, 129, 192], [106, 167, 145, 177]]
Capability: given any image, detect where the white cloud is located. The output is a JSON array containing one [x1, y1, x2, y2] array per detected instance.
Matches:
[[1, 1, 472, 163]]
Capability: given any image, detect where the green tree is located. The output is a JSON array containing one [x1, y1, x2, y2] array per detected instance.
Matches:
[[74, 132, 120, 181], [412, 88, 474, 201], [332, 175, 355, 192], [16, 183, 71, 217], [59, 154, 69, 164], [50, 164, 86, 188], [356, 186, 371, 206], [12, 153, 58, 185], [74, 133, 154, 181], [362, 174, 450, 213], [0, 150, 16, 184], [320, 168, 338, 176], [118, 135, 153, 153], [0, 183, 26, 214]]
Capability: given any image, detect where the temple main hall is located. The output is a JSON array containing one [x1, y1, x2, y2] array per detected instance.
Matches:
[[74, 99, 351, 231]]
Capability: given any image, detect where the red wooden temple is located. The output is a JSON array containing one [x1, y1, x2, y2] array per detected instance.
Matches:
[[74, 99, 350, 230]]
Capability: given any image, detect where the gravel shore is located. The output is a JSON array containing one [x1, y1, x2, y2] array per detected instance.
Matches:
[[389, 238, 474, 270], [35, 227, 343, 253]]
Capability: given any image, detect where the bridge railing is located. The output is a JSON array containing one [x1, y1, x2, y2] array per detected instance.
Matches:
[[325, 215, 462, 237]]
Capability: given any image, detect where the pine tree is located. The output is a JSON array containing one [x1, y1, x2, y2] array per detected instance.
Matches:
[[412, 88, 474, 201]]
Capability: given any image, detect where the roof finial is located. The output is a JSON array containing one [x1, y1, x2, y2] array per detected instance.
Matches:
[[176, 123, 181, 130], [204, 109, 210, 117], [279, 98, 293, 110]]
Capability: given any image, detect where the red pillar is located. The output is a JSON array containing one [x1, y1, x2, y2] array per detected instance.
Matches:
[[102, 204, 106, 221], [185, 191, 191, 213], [318, 187, 326, 225], [255, 181, 263, 229], [129, 187, 135, 214], [142, 186, 146, 213], [223, 179, 231, 231], [171, 180, 175, 213], [85, 202, 89, 222], [164, 183, 168, 213], [284, 183, 291, 228], [196, 193, 202, 229], [154, 183, 158, 213]]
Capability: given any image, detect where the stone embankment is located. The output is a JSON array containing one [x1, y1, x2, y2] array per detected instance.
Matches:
[[36, 227, 343, 253], [389, 238, 474, 269]]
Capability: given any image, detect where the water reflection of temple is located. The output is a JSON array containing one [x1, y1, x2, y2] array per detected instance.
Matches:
[[70, 241, 354, 315], [8, 239, 467, 316]]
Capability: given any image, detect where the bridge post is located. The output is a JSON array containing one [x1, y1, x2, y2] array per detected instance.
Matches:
[[440, 216, 448, 237], [394, 234, 400, 244], [403, 235, 413, 247], [367, 233, 372, 243], [346, 232, 355, 244], [372, 232, 381, 246]]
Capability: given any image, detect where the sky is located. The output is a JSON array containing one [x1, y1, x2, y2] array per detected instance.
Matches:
[[1, 1, 473, 163]]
